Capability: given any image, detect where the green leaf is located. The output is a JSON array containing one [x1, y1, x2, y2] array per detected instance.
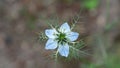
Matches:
[[82, 0, 99, 10]]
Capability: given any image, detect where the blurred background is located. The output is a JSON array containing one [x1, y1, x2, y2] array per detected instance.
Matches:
[[0, 0, 120, 68]]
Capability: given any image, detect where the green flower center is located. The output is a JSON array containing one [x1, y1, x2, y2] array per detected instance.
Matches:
[[59, 33, 65, 40], [56, 33, 67, 44]]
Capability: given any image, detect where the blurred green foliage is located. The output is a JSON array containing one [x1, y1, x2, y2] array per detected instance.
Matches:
[[105, 21, 118, 32], [60, 0, 74, 4], [82, 0, 99, 10], [26, 16, 36, 30], [20, 7, 36, 30], [103, 55, 120, 68], [81, 56, 120, 68]]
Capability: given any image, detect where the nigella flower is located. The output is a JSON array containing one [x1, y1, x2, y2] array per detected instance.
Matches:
[[45, 22, 79, 57]]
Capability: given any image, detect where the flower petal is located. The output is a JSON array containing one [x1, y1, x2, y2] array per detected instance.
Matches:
[[45, 29, 57, 39], [58, 44, 69, 57], [67, 32, 79, 42], [59, 22, 71, 33], [45, 39, 57, 49]]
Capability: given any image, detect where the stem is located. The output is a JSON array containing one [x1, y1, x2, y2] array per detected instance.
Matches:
[[55, 50, 59, 61]]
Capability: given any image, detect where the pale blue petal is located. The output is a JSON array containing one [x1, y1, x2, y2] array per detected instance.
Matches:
[[45, 39, 57, 49], [58, 44, 69, 57], [59, 22, 71, 33], [45, 29, 57, 39], [67, 32, 79, 42]]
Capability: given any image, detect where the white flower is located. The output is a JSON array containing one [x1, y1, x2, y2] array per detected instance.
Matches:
[[45, 22, 79, 57]]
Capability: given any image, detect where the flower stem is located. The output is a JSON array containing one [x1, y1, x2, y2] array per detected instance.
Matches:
[[55, 50, 59, 61]]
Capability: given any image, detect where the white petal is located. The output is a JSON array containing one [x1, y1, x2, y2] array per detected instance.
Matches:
[[45, 39, 57, 49], [67, 32, 79, 42], [45, 29, 57, 39], [59, 22, 71, 33], [58, 44, 69, 57]]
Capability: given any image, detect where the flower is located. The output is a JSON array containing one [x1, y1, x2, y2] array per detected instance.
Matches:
[[45, 22, 79, 57]]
